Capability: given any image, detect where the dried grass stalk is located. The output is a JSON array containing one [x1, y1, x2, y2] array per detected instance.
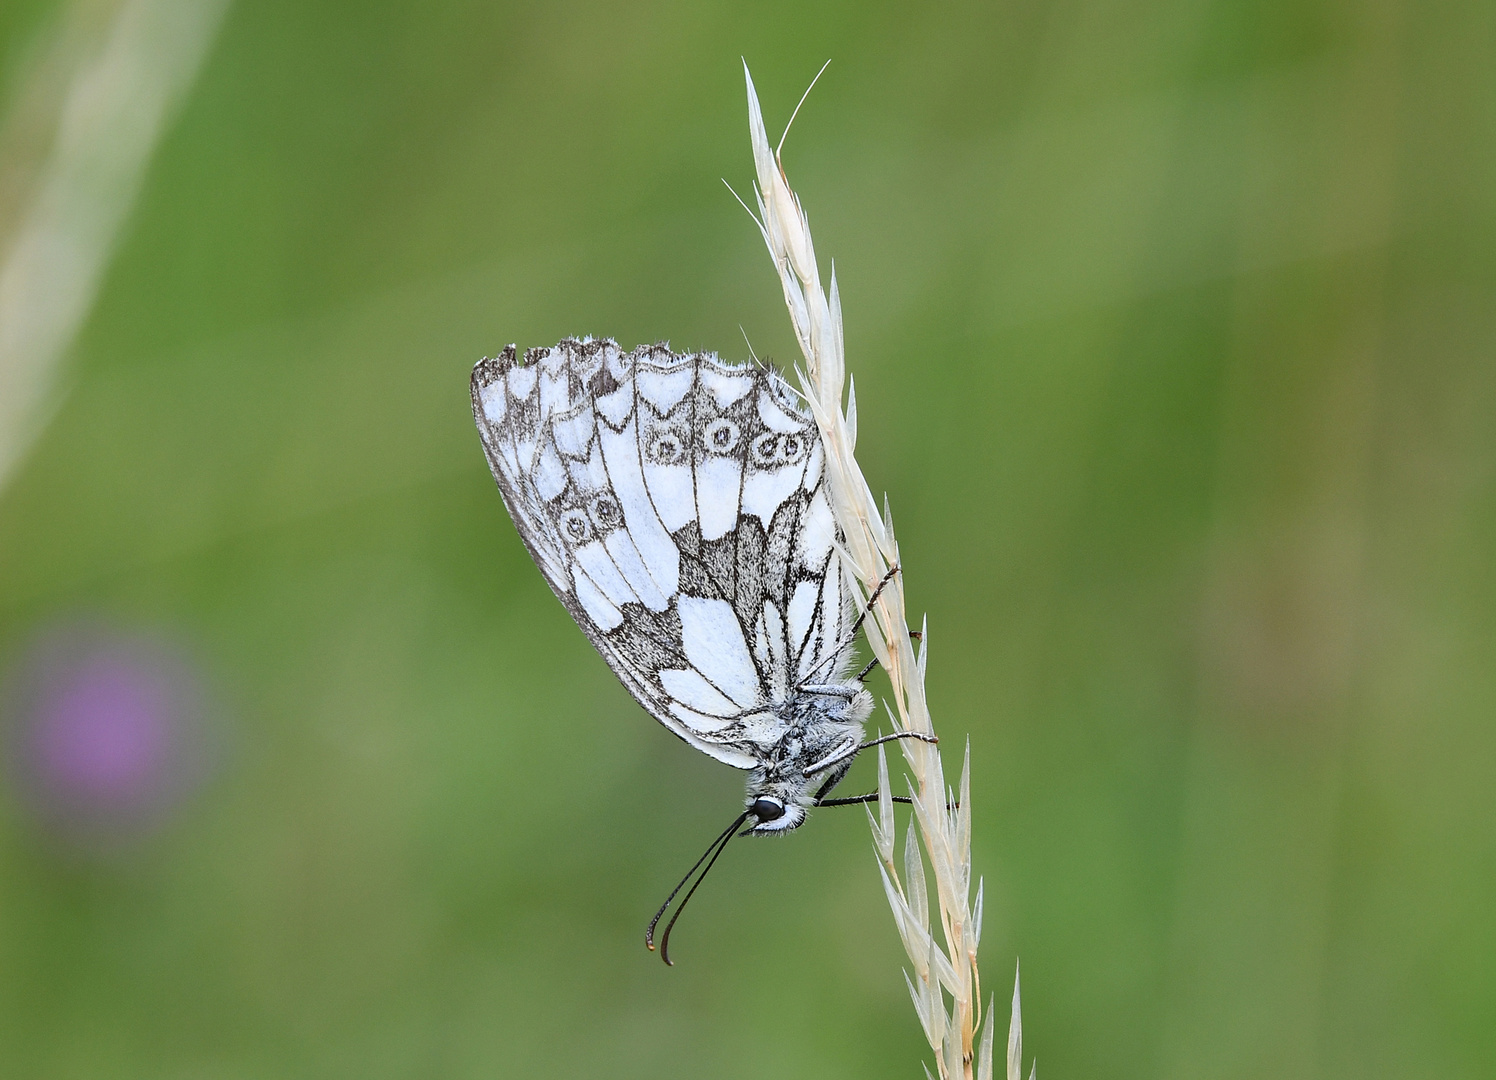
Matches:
[[0, 0, 231, 489], [739, 62, 1033, 1080]]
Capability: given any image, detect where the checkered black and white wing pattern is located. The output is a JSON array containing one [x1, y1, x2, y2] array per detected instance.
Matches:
[[471, 338, 856, 769]]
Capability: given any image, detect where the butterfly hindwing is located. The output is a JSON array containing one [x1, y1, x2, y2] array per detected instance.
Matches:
[[472, 338, 855, 770]]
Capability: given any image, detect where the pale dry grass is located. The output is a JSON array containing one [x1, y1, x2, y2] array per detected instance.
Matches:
[[0, 0, 230, 489], [739, 62, 1034, 1080]]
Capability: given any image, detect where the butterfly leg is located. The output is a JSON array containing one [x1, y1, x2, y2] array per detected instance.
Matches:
[[856, 729, 938, 754], [854, 629, 923, 682], [815, 790, 915, 808], [798, 683, 866, 699], [815, 791, 961, 811], [803, 729, 937, 778], [845, 563, 901, 641], [808, 733, 948, 808]]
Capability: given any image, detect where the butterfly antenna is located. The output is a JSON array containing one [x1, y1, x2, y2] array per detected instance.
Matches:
[[657, 812, 748, 966], [778, 58, 832, 159], [646, 810, 750, 965]]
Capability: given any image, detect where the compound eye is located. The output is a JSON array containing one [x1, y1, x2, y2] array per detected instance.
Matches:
[[750, 797, 785, 822]]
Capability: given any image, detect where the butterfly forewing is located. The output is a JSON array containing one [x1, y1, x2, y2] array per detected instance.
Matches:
[[471, 339, 855, 769]]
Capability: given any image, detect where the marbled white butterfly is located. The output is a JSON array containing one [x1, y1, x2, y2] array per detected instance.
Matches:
[[471, 338, 928, 960]]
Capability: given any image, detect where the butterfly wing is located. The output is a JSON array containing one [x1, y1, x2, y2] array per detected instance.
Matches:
[[471, 338, 856, 769]]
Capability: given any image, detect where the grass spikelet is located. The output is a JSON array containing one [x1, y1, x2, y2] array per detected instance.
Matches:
[[739, 61, 1036, 1079]]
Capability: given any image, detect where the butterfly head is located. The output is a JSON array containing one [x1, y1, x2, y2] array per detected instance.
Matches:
[[742, 696, 871, 834], [746, 794, 805, 834]]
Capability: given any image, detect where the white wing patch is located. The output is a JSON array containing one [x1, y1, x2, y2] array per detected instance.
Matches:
[[598, 420, 679, 597], [479, 382, 506, 425], [574, 565, 623, 630], [659, 668, 739, 719], [795, 488, 836, 571], [675, 596, 760, 709], [787, 580, 820, 658], [471, 338, 856, 770]]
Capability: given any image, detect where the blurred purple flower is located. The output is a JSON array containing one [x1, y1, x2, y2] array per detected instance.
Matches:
[[3, 621, 214, 846]]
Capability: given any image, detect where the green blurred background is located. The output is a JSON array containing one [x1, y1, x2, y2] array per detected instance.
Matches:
[[1, 0, 1492, 1077]]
